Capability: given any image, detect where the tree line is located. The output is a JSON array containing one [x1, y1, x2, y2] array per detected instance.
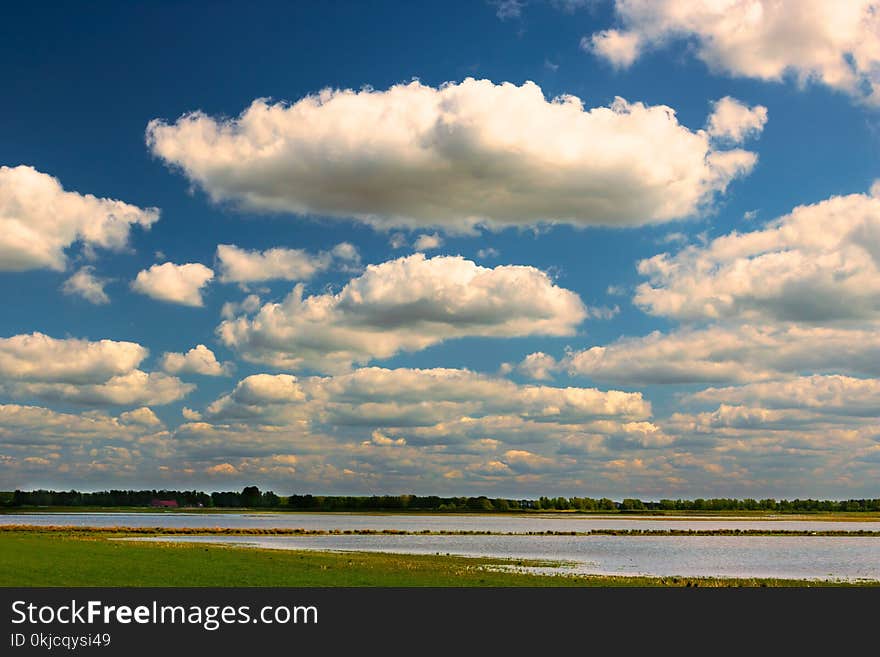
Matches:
[[4, 488, 880, 512]]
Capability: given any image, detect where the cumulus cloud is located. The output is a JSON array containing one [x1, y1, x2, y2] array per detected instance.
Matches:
[[119, 407, 163, 427], [0, 333, 146, 383], [201, 367, 655, 454], [220, 294, 261, 320], [216, 242, 359, 285], [160, 344, 230, 376], [706, 97, 768, 143], [684, 375, 880, 417], [587, 0, 880, 103], [635, 189, 880, 323], [147, 78, 759, 232], [8, 370, 193, 406], [516, 352, 558, 380], [585, 29, 642, 68], [412, 233, 443, 251], [562, 323, 880, 385], [0, 403, 165, 446], [0, 165, 159, 272], [0, 333, 192, 405], [218, 253, 588, 372], [62, 266, 111, 304], [132, 262, 214, 307]]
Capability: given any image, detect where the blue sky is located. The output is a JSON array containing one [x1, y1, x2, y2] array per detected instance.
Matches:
[[2, 1, 880, 498]]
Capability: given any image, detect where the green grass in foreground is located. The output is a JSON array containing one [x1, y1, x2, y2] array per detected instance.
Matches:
[[0, 531, 874, 587]]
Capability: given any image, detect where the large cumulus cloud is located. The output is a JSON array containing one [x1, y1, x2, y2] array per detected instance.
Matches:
[[218, 253, 588, 372], [147, 79, 759, 232]]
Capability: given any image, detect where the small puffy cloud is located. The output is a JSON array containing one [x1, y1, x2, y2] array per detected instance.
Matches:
[[477, 247, 500, 259], [218, 254, 588, 372], [132, 262, 214, 307], [707, 97, 768, 143], [160, 344, 230, 376], [563, 323, 880, 385], [585, 29, 642, 68], [62, 266, 110, 304], [0, 165, 158, 272], [587, 1, 880, 103], [206, 462, 237, 475], [119, 407, 163, 427], [331, 242, 360, 262], [181, 407, 202, 421], [0, 332, 192, 406], [412, 233, 443, 251], [635, 189, 880, 323], [517, 352, 558, 380], [216, 242, 359, 285], [216, 244, 330, 284], [365, 430, 406, 447], [493, 0, 525, 20], [220, 294, 261, 320], [147, 78, 759, 233]]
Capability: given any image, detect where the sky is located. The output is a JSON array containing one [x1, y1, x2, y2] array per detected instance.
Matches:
[[1, 0, 880, 498]]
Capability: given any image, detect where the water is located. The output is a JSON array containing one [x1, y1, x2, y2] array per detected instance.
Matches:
[[4, 511, 880, 533], [123, 534, 880, 581]]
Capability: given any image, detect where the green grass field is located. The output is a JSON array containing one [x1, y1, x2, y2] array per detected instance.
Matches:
[[0, 530, 873, 587]]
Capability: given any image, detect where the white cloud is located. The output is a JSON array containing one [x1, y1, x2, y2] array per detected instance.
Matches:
[[331, 242, 360, 263], [563, 323, 880, 384], [216, 242, 359, 285], [684, 375, 880, 417], [62, 266, 111, 304], [0, 333, 146, 383], [493, 0, 525, 20], [0, 165, 159, 272], [635, 189, 880, 322], [216, 244, 329, 284], [8, 370, 193, 406], [132, 262, 214, 307], [202, 367, 654, 450], [119, 407, 163, 427], [517, 352, 558, 380], [0, 333, 192, 406], [706, 97, 768, 143], [181, 407, 202, 421], [160, 344, 230, 376], [147, 78, 759, 232], [218, 253, 588, 372], [412, 233, 443, 251], [0, 403, 164, 446], [588, 0, 880, 103], [585, 29, 642, 68], [220, 294, 261, 320], [389, 233, 408, 249], [477, 247, 500, 259]]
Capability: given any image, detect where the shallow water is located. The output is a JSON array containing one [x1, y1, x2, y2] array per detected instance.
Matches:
[[4, 511, 880, 533], [123, 533, 880, 581]]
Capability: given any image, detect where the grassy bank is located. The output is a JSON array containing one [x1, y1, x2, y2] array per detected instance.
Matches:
[[0, 530, 874, 587]]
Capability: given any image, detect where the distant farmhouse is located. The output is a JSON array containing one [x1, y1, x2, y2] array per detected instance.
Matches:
[[150, 499, 179, 508]]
